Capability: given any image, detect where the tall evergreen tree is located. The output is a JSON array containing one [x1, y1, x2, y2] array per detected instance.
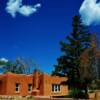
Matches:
[[52, 15, 91, 98]]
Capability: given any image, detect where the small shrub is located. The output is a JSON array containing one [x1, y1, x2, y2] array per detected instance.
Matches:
[[68, 88, 88, 99]]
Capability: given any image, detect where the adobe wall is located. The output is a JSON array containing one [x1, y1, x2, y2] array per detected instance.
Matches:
[[0, 75, 7, 95], [40, 74, 68, 96], [0, 71, 69, 97], [6, 73, 33, 96]]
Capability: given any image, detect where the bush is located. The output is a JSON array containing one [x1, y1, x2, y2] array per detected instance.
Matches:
[[68, 88, 88, 99], [89, 80, 100, 90]]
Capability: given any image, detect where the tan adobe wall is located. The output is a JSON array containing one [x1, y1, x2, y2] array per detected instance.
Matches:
[[40, 73, 68, 96]]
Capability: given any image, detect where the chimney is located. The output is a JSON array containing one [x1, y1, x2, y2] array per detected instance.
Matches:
[[33, 69, 39, 89]]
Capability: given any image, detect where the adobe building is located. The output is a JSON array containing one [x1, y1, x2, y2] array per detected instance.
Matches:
[[0, 70, 68, 96]]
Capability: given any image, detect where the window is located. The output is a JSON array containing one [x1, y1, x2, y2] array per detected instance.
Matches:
[[52, 84, 60, 92], [28, 84, 32, 92], [15, 83, 20, 92]]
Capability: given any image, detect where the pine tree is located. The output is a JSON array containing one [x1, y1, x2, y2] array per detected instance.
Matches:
[[52, 15, 91, 98]]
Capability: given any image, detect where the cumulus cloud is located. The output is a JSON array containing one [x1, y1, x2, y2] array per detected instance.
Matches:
[[0, 58, 8, 63], [79, 0, 100, 26], [6, 0, 41, 17]]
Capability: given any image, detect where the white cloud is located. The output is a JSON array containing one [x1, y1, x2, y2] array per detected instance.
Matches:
[[79, 0, 100, 26], [6, 0, 21, 17], [0, 58, 8, 63], [6, 0, 41, 18], [19, 4, 41, 17]]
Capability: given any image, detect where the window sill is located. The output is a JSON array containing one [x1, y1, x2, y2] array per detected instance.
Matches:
[[15, 91, 20, 94], [51, 91, 61, 93], [28, 91, 32, 93]]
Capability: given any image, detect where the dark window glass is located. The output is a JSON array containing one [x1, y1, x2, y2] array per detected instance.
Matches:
[[15, 83, 20, 92], [28, 84, 32, 92]]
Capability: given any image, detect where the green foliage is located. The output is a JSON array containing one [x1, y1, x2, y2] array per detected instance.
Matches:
[[68, 88, 80, 98], [0, 60, 11, 67], [52, 15, 91, 88], [89, 80, 100, 90], [68, 88, 88, 99], [52, 15, 92, 98], [0, 57, 40, 74]]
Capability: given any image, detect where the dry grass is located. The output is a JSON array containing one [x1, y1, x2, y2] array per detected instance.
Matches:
[[0, 96, 34, 100]]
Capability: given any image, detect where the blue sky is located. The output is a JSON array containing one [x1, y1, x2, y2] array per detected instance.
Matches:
[[0, 0, 100, 74]]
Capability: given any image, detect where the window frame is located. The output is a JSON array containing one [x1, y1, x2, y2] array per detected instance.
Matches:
[[28, 84, 33, 93], [15, 83, 20, 93], [52, 84, 61, 92]]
